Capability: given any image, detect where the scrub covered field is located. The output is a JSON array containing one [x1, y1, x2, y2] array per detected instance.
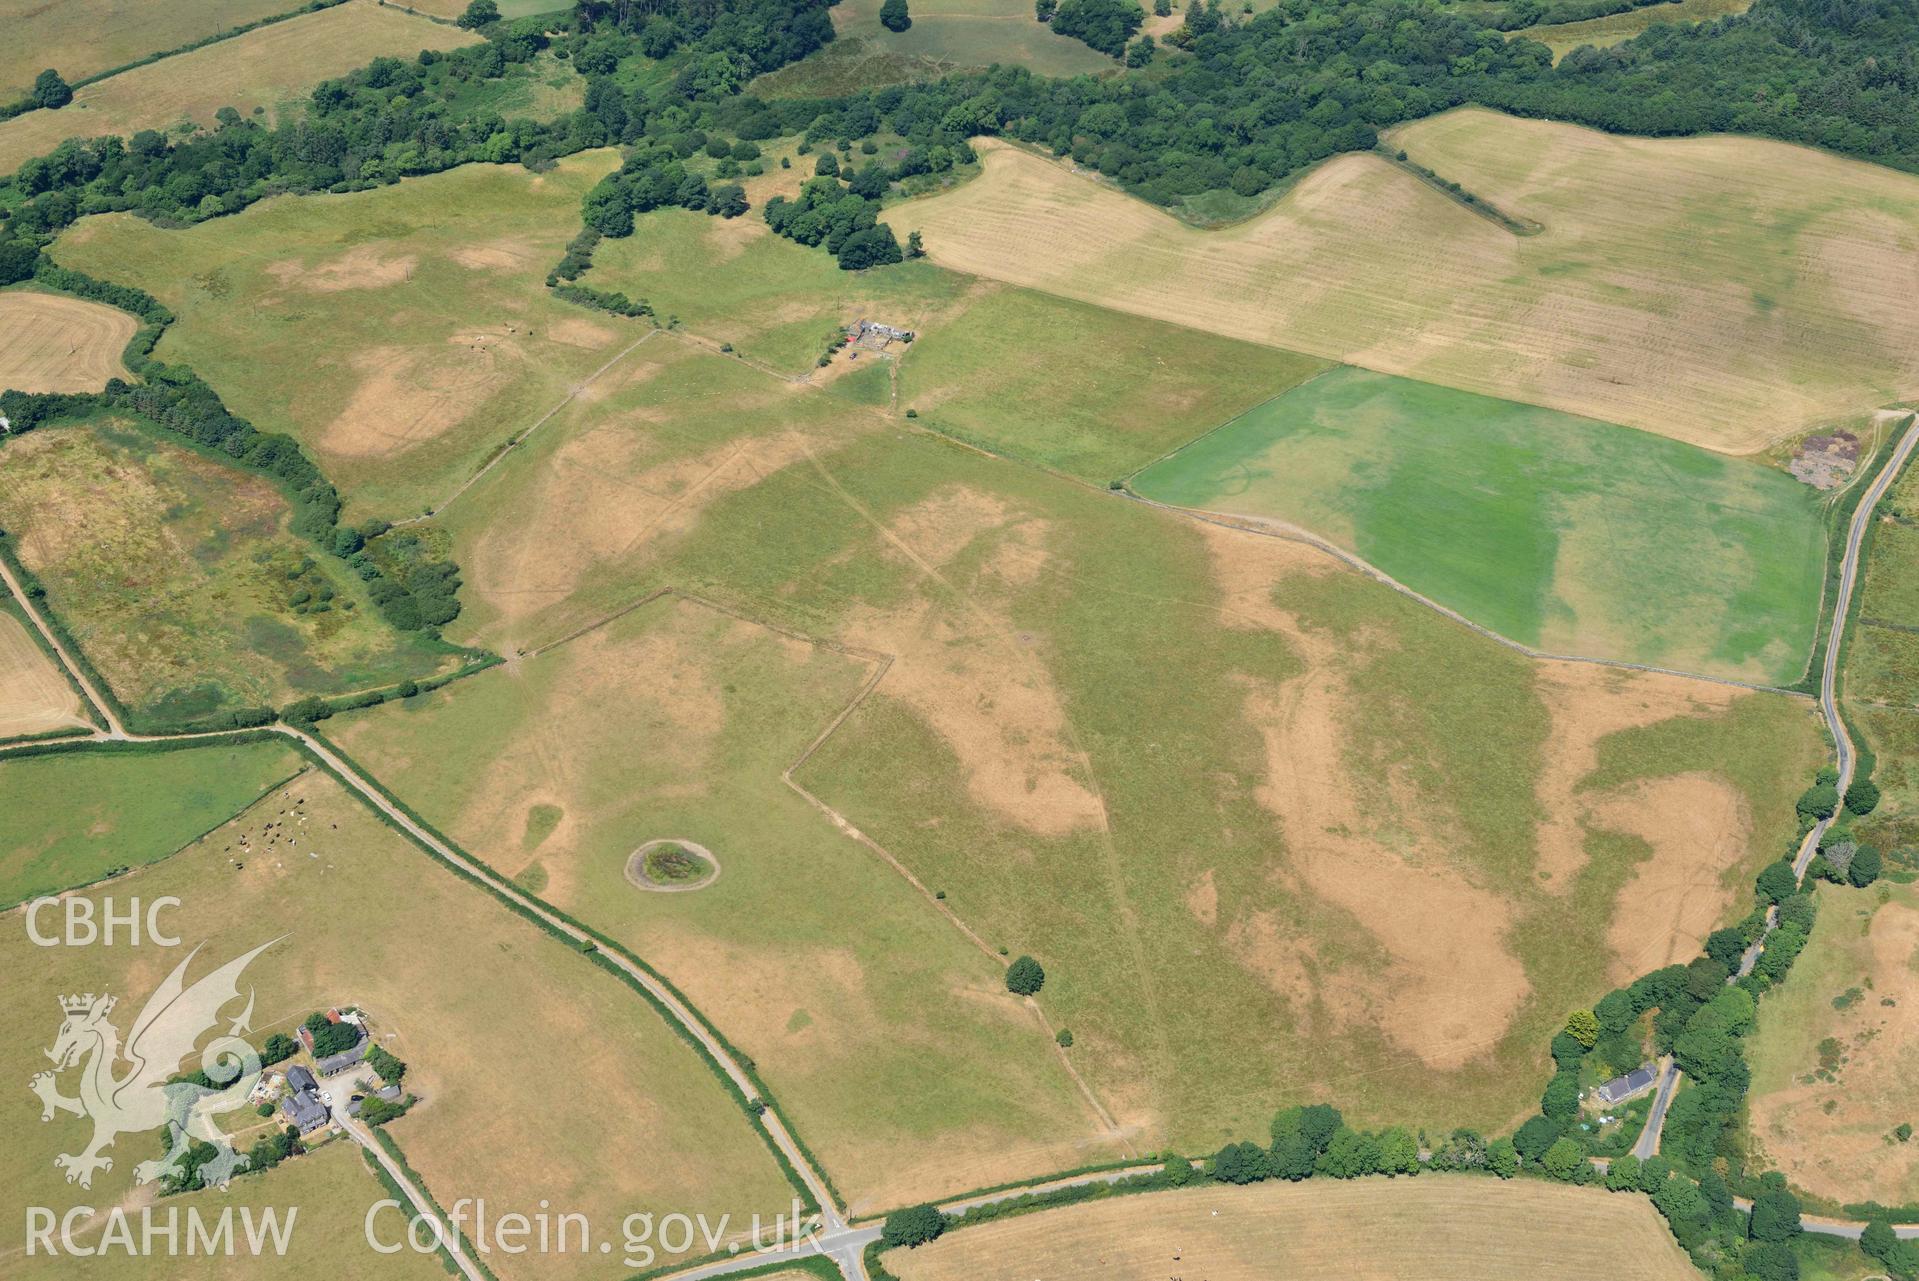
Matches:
[[0, 739, 300, 906], [0, 2, 478, 174], [0, 417, 457, 722], [0, 769, 797, 1280], [1132, 366, 1828, 683], [885, 112, 1919, 453], [1747, 879, 1919, 1208], [49, 153, 630, 520], [887, 1178, 1703, 1281], [0, 290, 136, 394]]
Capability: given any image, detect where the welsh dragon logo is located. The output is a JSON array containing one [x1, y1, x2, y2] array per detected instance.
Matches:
[[30, 938, 282, 1190]]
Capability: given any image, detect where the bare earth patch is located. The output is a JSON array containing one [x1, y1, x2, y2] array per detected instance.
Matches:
[[0, 292, 136, 393], [267, 246, 418, 292], [320, 332, 523, 458]]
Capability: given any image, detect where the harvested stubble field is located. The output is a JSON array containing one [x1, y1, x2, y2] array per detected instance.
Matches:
[[0, 739, 300, 905], [886, 112, 1919, 453], [0, 0, 295, 103], [1748, 879, 1919, 1207], [0, 291, 135, 393], [1517, 0, 1754, 59], [50, 152, 625, 519], [330, 592, 1125, 1210], [0, 769, 797, 1279], [1132, 366, 1827, 683], [0, 603, 86, 740], [0, 416, 456, 721], [382, 321, 1822, 1152], [887, 1178, 1702, 1281], [0, 2, 478, 175]]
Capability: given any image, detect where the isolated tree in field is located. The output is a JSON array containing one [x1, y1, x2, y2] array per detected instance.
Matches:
[[880, 1205, 945, 1248], [1846, 778, 1882, 815], [32, 69, 72, 109], [457, 0, 500, 28], [1564, 1008, 1600, 1048], [906, 229, 925, 257], [880, 0, 913, 30], [1850, 844, 1884, 887], [1005, 955, 1045, 995]]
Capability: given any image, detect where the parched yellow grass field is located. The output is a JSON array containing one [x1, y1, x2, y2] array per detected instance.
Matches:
[[0, 2, 478, 174], [889, 1178, 1702, 1281], [0, 291, 134, 393], [885, 111, 1919, 452], [0, 769, 796, 1278], [0, 0, 294, 103], [0, 607, 84, 738], [1748, 880, 1919, 1206]]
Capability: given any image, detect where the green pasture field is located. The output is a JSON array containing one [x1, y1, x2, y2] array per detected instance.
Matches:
[[888, 285, 1332, 481], [0, 740, 300, 906], [1131, 366, 1828, 684], [585, 207, 965, 376], [49, 153, 627, 521], [328, 591, 1123, 1209], [749, 35, 963, 97], [756, 0, 1120, 93], [1515, 0, 1755, 60], [387, 313, 1823, 1155], [0, 767, 795, 1276], [1842, 447, 1919, 707], [0, 414, 457, 722]]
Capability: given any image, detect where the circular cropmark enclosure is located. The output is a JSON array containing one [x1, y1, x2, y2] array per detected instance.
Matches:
[[624, 839, 720, 892]]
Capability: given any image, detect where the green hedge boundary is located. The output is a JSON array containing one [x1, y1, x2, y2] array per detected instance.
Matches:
[[369, 1128, 503, 1281], [300, 729, 831, 1215]]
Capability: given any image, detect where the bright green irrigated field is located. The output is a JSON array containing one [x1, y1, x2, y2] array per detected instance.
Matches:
[[1516, 0, 1754, 60], [0, 767, 796, 1279], [49, 153, 629, 521], [1132, 366, 1828, 684], [0, 740, 300, 906], [0, 416, 459, 722]]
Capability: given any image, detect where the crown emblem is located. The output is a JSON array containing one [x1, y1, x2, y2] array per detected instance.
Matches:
[[60, 993, 114, 1016]]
